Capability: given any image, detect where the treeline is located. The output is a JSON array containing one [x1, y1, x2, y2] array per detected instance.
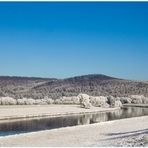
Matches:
[[0, 94, 148, 106]]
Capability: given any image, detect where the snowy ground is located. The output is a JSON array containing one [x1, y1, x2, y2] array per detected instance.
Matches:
[[0, 116, 147, 147]]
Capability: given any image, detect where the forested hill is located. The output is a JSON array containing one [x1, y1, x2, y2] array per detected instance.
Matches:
[[0, 74, 148, 99]]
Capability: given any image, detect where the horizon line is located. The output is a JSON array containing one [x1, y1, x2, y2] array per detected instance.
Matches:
[[0, 73, 147, 81]]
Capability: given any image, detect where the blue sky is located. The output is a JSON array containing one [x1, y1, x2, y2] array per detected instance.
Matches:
[[0, 2, 148, 80]]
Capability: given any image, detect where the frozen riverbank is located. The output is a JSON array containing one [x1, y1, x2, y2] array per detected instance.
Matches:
[[0, 116, 147, 147], [123, 104, 148, 108]]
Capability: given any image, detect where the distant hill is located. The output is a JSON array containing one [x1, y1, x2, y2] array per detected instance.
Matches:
[[0, 74, 148, 99], [0, 76, 57, 98]]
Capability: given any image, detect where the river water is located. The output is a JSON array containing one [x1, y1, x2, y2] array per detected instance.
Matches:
[[0, 107, 148, 136]]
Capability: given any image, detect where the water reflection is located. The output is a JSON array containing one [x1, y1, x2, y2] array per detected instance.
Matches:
[[0, 107, 148, 136]]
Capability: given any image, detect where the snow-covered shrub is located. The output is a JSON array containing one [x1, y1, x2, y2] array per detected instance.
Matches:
[[60, 96, 74, 104], [114, 100, 123, 108], [54, 99, 62, 104], [68, 96, 80, 104], [21, 98, 28, 105], [25, 98, 36, 105], [141, 96, 148, 103], [115, 97, 121, 101], [60, 96, 80, 104], [45, 98, 54, 104], [17, 99, 25, 105], [107, 96, 115, 107], [0, 97, 17, 105], [41, 99, 48, 105], [78, 93, 91, 109], [90, 96, 109, 108], [120, 97, 132, 104], [43, 96, 54, 104], [54, 96, 80, 105], [72, 96, 80, 104], [34, 99, 48, 105], [17, 98, 36, 105], [34, 99, 42, 105], [130, 95, 143, 104]]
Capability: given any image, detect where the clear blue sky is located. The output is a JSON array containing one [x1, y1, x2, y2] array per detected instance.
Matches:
[[0, 2, 148, 80]]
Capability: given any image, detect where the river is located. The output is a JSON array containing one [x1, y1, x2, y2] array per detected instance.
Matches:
[[0, 107, 148, 136]]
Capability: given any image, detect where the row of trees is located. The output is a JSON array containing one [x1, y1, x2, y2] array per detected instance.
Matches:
[[0, 94, 148, 106]]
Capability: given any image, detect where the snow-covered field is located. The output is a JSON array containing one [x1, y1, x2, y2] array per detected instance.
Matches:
[[0, 105, 119, 121]]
